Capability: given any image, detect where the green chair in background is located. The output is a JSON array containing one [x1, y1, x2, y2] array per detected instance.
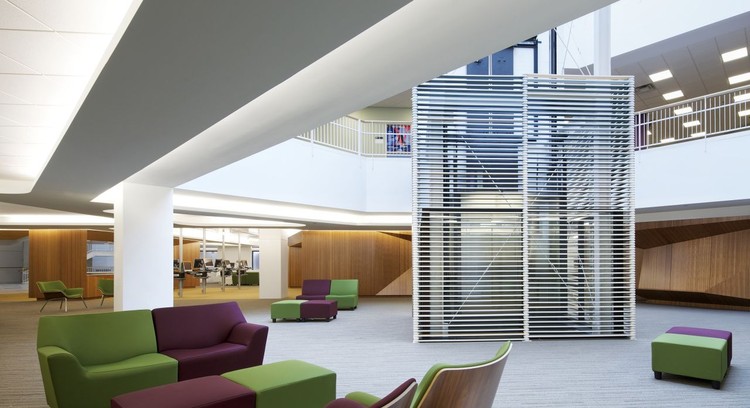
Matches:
[[97, 279, 114, 306], [37, 280, 88, 312], [326, 279, 359, 310], [338, 342, 512, 408]]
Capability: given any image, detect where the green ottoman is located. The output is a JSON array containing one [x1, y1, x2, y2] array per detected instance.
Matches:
[[652, 333, 728, 389], [271, 300, 306, 322], [222, 359, 336, 408]]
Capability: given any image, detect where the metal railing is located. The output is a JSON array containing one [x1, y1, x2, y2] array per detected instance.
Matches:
[[297, 116, 411, 157], [635, 83, 750, 149]]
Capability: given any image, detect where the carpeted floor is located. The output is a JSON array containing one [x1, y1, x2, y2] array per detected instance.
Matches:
[[1, 287, 748, 407]]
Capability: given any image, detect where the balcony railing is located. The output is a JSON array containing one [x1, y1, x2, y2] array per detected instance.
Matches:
[[297, 116, 411, 157], [635, 84, 750, 149]]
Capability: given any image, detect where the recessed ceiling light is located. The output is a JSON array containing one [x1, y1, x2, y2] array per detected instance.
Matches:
[[734, 93, 750, 102], [722, 47, 748, 63], [663, 90, 684, 100], [674, 106, 693, 115], [691, 131, 706, 137], [739, 109, 750, 117], [728, 72, 750, 85], [649, 69, 673, 82], [683, 120, 701, 128]]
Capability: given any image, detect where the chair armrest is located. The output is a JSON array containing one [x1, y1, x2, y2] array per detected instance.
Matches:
[[345, 391, 381, 407], [326, 398, 369, 408], [38, 346, 85, 388], [227, 322, 269, 348]]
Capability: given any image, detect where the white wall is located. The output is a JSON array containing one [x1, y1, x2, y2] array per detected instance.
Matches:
[[635, 130, 750, 210], [0, 239, 23, 284], [180, 138, 412, 213]]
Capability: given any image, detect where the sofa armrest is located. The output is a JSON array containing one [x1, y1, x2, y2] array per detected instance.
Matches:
[[344, 391, 381, 406], [227, 322, 268, 347], [38, 346, 85, 407]]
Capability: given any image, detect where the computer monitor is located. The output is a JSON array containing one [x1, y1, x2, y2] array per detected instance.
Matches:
[[173, 259, 180, 268], [193, 258, 205, 270], [214, 259, 222, 268], [182, 261, 192, 272]]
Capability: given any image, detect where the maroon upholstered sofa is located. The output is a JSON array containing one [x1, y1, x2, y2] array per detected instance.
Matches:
[[152, 302, 268, 381], [296, 279, 331, 300]]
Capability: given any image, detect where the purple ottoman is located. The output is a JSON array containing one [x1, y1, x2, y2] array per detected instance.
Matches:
[[667, 326, 732, 365], [111, 375, 255, 408], [301, 300, 338, 321]]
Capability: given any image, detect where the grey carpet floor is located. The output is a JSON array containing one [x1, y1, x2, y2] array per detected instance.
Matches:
[[1, 295, 748, 407]]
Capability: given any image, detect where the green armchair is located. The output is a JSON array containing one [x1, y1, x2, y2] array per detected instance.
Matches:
[[37, 310, 177, 408], [326, 279, 359, 310], [96, 278, 114, 306], [37, 280, 87, 312], [231, 270, 259, 286], [339, 342, 511, 408]]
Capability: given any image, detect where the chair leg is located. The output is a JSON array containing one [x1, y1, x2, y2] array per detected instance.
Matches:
[[80, 297, 88, 309], [63, 298, 68, 312], [100, 295, 105, 307], [40, 300, 50, 312]]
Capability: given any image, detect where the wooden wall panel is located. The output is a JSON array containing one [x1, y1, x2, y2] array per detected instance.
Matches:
[[0, 230, 28, 240], [29, 230, 88, 299], [173, 241, 200, 288], [638, 245, 671, 290], [288, 231, 412, 295]]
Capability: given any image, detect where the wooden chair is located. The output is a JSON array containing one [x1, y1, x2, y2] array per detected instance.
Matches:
[[37, 280, 88, 312], [97, 278, 114, 306], [332, 342, 511, 408]]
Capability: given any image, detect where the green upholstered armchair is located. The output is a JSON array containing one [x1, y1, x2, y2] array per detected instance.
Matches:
[[326, 279, 359, 310], [339, 342, 511, 408], [37, 310, 177, 408], [37, 280, 87, 312], [231, 270, 259, 285], [96, 278, 114, 306]]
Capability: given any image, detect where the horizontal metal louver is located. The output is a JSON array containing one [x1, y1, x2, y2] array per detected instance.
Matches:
[[413, 75, 634, 342]]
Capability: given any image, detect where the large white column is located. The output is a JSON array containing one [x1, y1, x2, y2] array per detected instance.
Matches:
[[114, 182, 174, 311], [258, 229, 289, 299], [594, 6, 611, 76]]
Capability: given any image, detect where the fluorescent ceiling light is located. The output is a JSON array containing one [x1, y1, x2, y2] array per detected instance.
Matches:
[[734, 93, 750, 102], [649, 69, 673, 82], [728, 72, 750, 85], [673, 106, 693, 115], [682, 120, 701, 128], [722, 47, 748, 63], [691, 131, 706, 137], [739, 109, 750, 117], [663, 90, 684, 100]]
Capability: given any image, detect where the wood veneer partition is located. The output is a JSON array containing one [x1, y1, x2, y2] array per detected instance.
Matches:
[[29, 230, 88, 299], [288, 230, 412, 296], [636, 216, 750, 310]]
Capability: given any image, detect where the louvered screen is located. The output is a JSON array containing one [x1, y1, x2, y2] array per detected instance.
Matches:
[[413, 75, 634, 342]]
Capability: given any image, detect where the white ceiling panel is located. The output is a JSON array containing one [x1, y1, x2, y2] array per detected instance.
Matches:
[[0, 52, 36, 74], [0, 104, 70, 126], [0, 126, 56, 143], [0, 74, 87, 105], [0, 0, 49, 31], [0, 30, 95, 76], [0, 115, 20, 125], [0, 142, 45, 156], [0, 89, 27, 104], [11, 0, 133, 33]]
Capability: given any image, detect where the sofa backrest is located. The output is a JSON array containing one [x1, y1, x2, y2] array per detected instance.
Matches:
[[302, 279, 331, 296], [37, 309, 157, 366], [152, 301, 246, 351], [330, 279, 358, 296]]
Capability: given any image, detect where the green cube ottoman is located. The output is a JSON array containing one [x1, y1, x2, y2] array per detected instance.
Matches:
[[222, 359, 336, 408], [652, 333, 728, 389], [271, 300, 306, 322]]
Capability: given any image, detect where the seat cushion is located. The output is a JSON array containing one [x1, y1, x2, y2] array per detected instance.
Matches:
[[301, 280, 331, 296], [666, 326, 732, 364], [160, 342, 249, 381], [111, 375, 256, 408]]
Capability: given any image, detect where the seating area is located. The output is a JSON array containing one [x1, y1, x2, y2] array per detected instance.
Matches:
[[36, 302, 268, 407], [297, 279, 359, 310], [652, 326, 732, 389], [232, 270, 260, 286]]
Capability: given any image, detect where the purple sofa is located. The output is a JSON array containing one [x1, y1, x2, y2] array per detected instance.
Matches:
[[296, 279, 331, 300], [152, 302, 268, 381]]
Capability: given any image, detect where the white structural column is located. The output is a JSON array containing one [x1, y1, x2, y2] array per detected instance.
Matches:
[[258, 229, 289, 299], [594, 6, 611, 76], [114, 182, 174, 311]]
